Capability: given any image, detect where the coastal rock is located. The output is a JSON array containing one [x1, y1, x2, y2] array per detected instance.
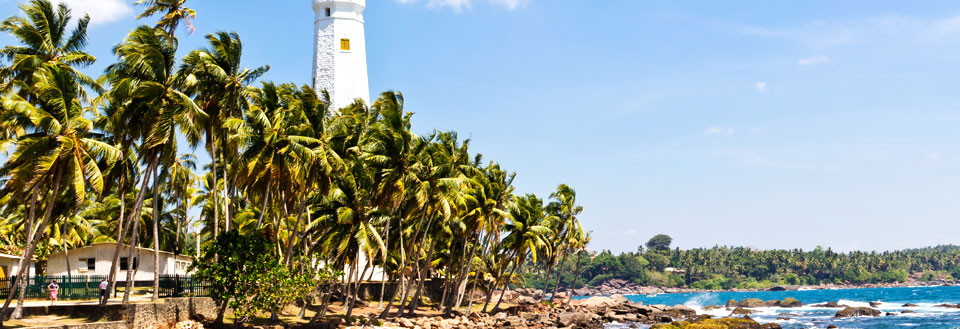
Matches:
[[651, 316, 782, 329], [738, 298, 767, 308], [557, 311, 596, 327], [730, 307, 755, 315], [901, 310, 916, 314], [704, 305, 723, 311], [513, 296, 537, 305], [903, 303, 919, 307], [811, 301, 846, 308], [886, 312, 898, 316], [869, 301, 882, 308], [725, 299, 739, 308], [576, 294, 629, 311], [827, 325, 838, 329], [935, 303, 960, 308], [663, 305, 697, 319], [777, 298, 802, 308], [835, 307, 882, 318]]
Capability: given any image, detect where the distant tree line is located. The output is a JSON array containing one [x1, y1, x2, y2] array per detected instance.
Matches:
[[523, 234, 960, 291]]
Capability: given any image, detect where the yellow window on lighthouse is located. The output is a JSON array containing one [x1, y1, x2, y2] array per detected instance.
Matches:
[[340, 38, 351, 51]]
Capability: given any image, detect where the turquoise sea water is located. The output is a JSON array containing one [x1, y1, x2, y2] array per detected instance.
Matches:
[[612, 286, 960, 328]]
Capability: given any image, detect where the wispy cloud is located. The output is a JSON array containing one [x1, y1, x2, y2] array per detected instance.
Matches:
[[704, 127, 736, 135], [798, 55, 831, 65], [927, 152, 940, 160], [755, 82, 767, 92], [394, 0, 529, 12], [52, 0, 133, 25]]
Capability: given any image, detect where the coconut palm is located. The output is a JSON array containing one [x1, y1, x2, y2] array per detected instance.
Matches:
[[0, 0, 99, 96], [135, 0, 196, 36], [180, 31, 268, 236], [100, 25, 201, 303], [0, 65, 118, 323]]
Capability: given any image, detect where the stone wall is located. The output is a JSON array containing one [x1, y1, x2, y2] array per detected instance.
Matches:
[[19, 297, 219, 329], [22, 321, 127, 329]]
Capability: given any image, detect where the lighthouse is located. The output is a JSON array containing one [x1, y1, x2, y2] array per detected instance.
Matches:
[[312, 0, 370, 111]]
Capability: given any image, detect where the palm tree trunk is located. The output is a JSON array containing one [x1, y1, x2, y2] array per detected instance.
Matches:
[[220, 140, 231, 232], [541, 265, 553, 302], [377, 216, 392, 310], [210, 139, 220, 240], [568, 250, 583, 305], [122, 219, 140, 303], [550, 250, 570, 302], [406, 241, 436, 316], [117, 181, 125, 245], [2, 164, 63, 323], [451, 238, 477, 312], [255, 180, 270, 229], [492, 257, 521, 312], [465, 237, 491, 315], [283, 197, 306, 267], [151, 166, 160, 302], [482, 249, 516, 313], [107, 155, 159, 303]]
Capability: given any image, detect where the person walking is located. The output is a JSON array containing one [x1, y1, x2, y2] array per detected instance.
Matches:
[[47, 280, 59, 305], [98, 278, 109, 305]]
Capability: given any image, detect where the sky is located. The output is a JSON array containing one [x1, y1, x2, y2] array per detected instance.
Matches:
[[2, 0, 960, 253]]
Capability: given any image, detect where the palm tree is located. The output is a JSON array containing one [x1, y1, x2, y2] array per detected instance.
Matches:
[[135, 0, 196, 36], [100, 25, 201, 303], [0, 0, 99, 96], [180, 31, 268, 236], [490, 194, 551, 312], [0, 65, 118, 324], [546, 184, 582, 301]]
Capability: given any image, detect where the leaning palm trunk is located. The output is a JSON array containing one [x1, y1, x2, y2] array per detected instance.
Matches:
[[210, 140, 220, 240], [220, 140, 231, 231], [2, 164, 63, 323], [151, 167, 161, 302], [568, 250, 584, 305], [406, 241, 437, 316], [106, 156, 160, 303], [482, 249, 516, 313], [377, 217, 392, 309], [122, 218, 140, 303], [492, 258, 521, 312], [452, 239, 480, 312], [550, 250, 570, 302]]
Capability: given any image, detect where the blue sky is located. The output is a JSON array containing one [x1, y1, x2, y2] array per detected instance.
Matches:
[[3, 0, 960, 253]]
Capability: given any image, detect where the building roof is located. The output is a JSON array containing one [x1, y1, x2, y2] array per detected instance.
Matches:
[[47, 243, 193, 261], [0, 252, 36, 261]]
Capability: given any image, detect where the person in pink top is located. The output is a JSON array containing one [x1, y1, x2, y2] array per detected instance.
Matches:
[[47, 280, 59, 305]]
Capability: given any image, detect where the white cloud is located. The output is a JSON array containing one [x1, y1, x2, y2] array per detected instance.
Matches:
[[928, 152, 940, 160], [52, 0, 133, 25], [798, 55, 831, 65], [755, 82, 767, 92], [395, 0, 529, 12], [704, 127, 736, 135]]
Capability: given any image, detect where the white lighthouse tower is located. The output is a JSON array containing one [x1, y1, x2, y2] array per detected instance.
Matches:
[[312, 0, 370, 111]]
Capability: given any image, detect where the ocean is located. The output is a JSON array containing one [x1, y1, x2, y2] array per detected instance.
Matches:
[[609, 286, 960, 328]]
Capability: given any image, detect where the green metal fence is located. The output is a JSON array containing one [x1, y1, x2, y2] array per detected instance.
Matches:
[[157, 275, 211, 298], [0, 275, 106, 300], [0, 275, 210, 300]]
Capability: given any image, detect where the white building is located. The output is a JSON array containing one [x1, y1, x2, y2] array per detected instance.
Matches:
[[312, 0, 370, 111], [46, 243, 192, 281], [0, 253, 36, 278]]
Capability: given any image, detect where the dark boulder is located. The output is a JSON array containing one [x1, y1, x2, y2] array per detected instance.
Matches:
[[902, 303, 919, 307], [835, 307, 882, 318], [730, 307, 755, 315], [738, 298, 767, 308], [869, 301, 882, 308], [777, 298, 802, 308], [726, 299, 739, 308]]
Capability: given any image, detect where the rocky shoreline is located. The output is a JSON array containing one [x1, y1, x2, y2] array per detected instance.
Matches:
[[571, 278, 960, 296]]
